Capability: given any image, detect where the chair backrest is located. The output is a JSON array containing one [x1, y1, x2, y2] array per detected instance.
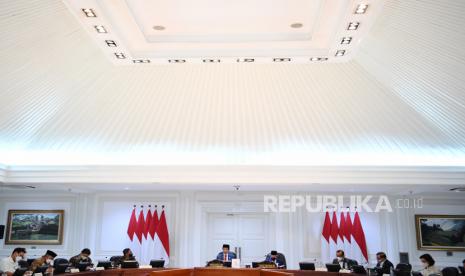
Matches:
[[393, 269, 411, 276], [396, 263, 412, 272], [54, 258, 69, 268], [109, 256, 121, 262], [206, 259, 223, 267], [17, 260, 29, 269], [442, 267, 459, 276], [326, 264, 341, 272], [150, 260, 165, 268], [352, 265, 367, 274], [457, 266, 464, 275], [299, 262, 315, 271]]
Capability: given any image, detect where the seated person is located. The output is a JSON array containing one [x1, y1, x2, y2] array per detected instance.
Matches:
[[0, 248, 27, 276], [216, 244, 236, 262], [117, 248, 136, 265], [69, 248, 92, 268], [419, 254, 440, 276], [332, 250, 358, 270], [375, 252, 394, 276], [265, 250, 287, 269], [30, 250, 57, 273]]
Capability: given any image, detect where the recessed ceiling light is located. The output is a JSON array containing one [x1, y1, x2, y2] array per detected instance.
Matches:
[[114, 53, 126, 59], [347, 22, 360, 30], [310, 57, 328, 62], [273, 58, 291, 62], [203, 59, 221, 63], [168, 59, 186, 63], [133, 59, 150, 63], [153, 25, 166, 31], [237, 58, 255, 63], [105, 40, 117, 47], [82, 8, 96, 17], [94, 25, 107, 33], [341, 37, 352, 44], [290, 23, 303, 29], [335, 50, 346, 57], [355, 4, 368, 14]]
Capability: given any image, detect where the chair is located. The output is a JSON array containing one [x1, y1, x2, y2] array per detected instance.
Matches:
[[17, 260, 29, 269], [442, 267, 460, 276], [150, 260, 165, 268], [396, 263, 412, 272], [110, 256, 122, 263], [458, 266, 464, 275], [252, 261, 277, 269], [206, 259, 224, 267], [352, 265, 367, 274], [54, 258, 70, 275], [393, 269, 411, 276], [299, 262, 315, 270], [326, 264, 341, 272], [54, 258, 69, 268]]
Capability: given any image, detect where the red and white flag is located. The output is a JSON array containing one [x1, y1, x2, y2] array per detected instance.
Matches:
[[127, 207, 137, 242], [320, 211, 332, 263], [352, 212, 368, 264], [329, 211, 340, 260], [344, 211, 353, 256], [154, 208, 170, 266]]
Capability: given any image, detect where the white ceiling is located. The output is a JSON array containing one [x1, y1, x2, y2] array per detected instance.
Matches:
[[62, 0, 385, 63], [0, 0, 465, 186]]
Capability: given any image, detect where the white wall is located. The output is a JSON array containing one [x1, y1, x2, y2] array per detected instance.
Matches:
[[0, 191, 464, 269]]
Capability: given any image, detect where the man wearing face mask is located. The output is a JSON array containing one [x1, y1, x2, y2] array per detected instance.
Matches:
[[30, 250, 57, 273], [0, 248, 27, 276], [332, 250, 358, 270], [69, 248, 92, 268]]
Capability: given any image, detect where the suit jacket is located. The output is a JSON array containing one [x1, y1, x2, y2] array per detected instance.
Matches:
[[265, 253, 287, 269], [216, 252, 236, 261], [69, 255, 92, 268], [375, 259, 393, 275], [332, 258, 358, 269]]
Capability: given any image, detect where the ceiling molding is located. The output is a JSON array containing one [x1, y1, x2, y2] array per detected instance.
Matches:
[[3, 165, 465, 185]]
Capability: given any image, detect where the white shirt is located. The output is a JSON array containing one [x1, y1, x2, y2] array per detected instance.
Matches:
[[0, 256, 18, 273]]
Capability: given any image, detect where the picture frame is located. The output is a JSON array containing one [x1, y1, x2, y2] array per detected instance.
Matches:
[[415, 214, 465, 251], [5, 210, 64, 245]]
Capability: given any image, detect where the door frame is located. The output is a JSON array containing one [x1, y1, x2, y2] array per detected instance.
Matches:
[[196, 200, 276, 266]]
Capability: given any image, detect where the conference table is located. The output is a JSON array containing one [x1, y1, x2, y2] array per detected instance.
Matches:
[[60, 267, 354, 276]]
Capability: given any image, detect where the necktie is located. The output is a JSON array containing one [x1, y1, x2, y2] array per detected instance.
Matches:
[[224, 254, 227, 261]]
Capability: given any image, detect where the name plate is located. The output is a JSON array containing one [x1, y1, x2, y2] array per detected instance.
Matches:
[[315, 268, 327, 272], [34, 273, 43, 276], [70, 268, 80, 273], [340, 269, 352, 273], [95, 267, 105, 271], [231, 259, 241, 268], [139, 265, 152, 269]]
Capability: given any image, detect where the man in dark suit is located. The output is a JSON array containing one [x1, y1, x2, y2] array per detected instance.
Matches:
[[332, 250, 358, 269], [375, 252, 394, 276], [216, 244, 236, 262], [265, 250, 287, 269]]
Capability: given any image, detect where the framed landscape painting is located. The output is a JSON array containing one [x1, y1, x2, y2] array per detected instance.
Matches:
[[415, 215, 465, 251], [5, 210, 64, 245]]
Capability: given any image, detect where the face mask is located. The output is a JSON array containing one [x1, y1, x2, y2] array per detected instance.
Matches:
[[81, 255, 87, 260], [46, 259, 52, 265], [15, 256, 23, 262], [337, 257, 343, 261], [421, 262, 428, 268]]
